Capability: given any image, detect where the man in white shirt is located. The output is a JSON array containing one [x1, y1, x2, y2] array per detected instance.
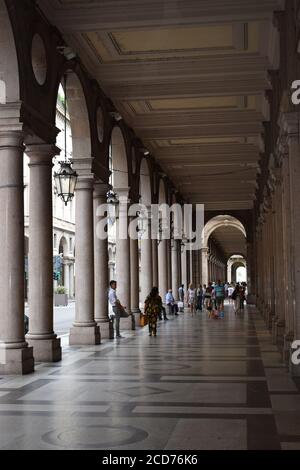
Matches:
[[108, 280, 124, 338], [166, 289, 178, 316]]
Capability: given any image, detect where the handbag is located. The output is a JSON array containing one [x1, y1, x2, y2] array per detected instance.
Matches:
[[119, 306, 129, 318]]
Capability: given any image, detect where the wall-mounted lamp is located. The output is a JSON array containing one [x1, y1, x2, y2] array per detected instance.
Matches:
[[110, 111, 123, 122]]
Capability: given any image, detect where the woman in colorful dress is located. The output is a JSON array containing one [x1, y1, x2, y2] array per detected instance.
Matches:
[[144, 287, 163, 337]]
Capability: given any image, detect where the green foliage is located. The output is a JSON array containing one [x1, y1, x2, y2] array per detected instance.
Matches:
[[55, 286, 67, 295]]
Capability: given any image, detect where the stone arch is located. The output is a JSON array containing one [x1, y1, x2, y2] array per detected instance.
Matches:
[[110, 126, 129, 189], [202, 215, 247, 285], [227, 255, 247, 284], [158, 177, 167, 204], [60, 72, 92, 169], [0, 0, 20, 103], [232, 262, 247, 284], [203, 215, 246, 248], [58, 235, 68, 256], [139, 158, 152, 205]]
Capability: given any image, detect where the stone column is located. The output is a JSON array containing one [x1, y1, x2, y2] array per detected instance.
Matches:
[[282, 113, 300, 375], [158, 239, 168, 300], [152, 239, 158, 287], [171, 241, 179, 300], [94, 182, 113, 339], [64, 262, 70, 298], [181, 246, 188, 290], [140, 208, 153, 307], [130, 215, 141, 323], [167, 238, 172, 290], [26, 143, 61, 362], [115, 188, 134, 330], [70, 262, 75, 298], [201, 248, 209, 285], [0, 131, 34, 374], [70, 177, 100, 344], [189, 249, 193, 285]]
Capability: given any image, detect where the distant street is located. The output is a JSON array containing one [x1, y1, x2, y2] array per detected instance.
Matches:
[[25, 302, 75, 337]]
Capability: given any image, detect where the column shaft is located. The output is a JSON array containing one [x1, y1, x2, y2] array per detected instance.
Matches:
[[0, 131, 34, 374], [94, 183, 113, 339], [115, 190, 134, 330], [171, 241, 179, 300], [130, 223, 141, 323], [140, 214, 153, 305], [158, 239, 168, 300], [26, 143, 61, 362], [70, 177, 100, 344]]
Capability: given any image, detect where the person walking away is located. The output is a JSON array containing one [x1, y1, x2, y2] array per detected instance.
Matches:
[[178, 284, 185, 312], [232, 284, 241, 314], [196, 285, 203, 311], [228, 284, 234, 304], [144, 287, 162, 337], [187, 283, 196, 316], [239, 283, 246, 310], [204, 282, 213, 314], [214, 280, 225, 318], [108, 280, 126, 338]]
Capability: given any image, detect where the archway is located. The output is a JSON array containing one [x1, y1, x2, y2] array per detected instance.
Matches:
[[0, 0, 20, 104], [227, 255, 247, 284], [202, 215, 247, 285]]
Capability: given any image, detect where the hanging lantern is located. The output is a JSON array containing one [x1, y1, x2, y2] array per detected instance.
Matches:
[[54, 161, 77, 206], [54, 74, 77, 206], [107, 189, 119, 222]]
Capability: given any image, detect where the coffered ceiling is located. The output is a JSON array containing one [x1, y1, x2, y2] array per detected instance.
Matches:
[[38, 0, 284, 211]]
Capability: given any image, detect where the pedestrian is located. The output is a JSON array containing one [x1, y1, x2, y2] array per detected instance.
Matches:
[[196, 285, 203, 311], [178, 284, 185, 302], [214, 280, 225, 318], [178, 284, 185, 312], [108, 280, 127, 339], [228, 284, 234, 304], [144, 287, 162, 337], [232, 283, 241, 314], [166, 289, 178, 316], [186, 283, 196, 316], [204, 282, 213, 313], [239, 283, 246, 310]]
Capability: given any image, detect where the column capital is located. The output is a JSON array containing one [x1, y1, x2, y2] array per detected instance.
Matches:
[[115, 187, 130, 202], [94, 182, 110, 199], [76, 175, 95, 191], [26, 143, 60, 165], [0, 102, 23, 133], [0, 130, 24, 149]]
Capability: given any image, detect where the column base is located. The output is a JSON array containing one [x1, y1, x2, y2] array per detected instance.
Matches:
[[131, 309, 141, 328], [69, 325, 101, 345], [0, 346, 34, 375], [27, 337, 61, 363], [97, 320, 114, 340], [247, 294, 256, 305], [121, 314, 135, 331]]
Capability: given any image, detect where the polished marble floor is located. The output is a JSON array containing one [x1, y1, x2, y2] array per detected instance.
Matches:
[[1, 305, 300, 450]]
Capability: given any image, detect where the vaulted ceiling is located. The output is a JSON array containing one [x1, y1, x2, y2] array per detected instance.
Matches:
[[38, 0, 284, 212], [211, 226, 247, 258]]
